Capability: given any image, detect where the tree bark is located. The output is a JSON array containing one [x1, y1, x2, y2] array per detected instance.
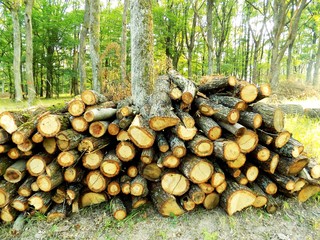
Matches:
[[130, 0, 154, 108]]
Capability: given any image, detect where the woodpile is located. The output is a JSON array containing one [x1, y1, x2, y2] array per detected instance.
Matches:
[[0, 70, 320, 226]]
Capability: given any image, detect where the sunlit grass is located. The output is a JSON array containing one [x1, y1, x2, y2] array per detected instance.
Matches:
[[0, 96, 73, 111], [285, 114, 320, 164]]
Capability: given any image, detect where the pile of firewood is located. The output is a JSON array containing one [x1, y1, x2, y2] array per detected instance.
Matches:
[[0, 70, 319, 226]]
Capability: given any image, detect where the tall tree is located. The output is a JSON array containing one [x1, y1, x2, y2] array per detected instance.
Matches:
[[269, 0, 309, 87], [24, 0, 36, 105], [312, 33, 320, 86], [120, 0, 129, 84], [89, 0, 101, 93], [130, 0, 153, 108], [207, 0, 214, 75], [79, 0, 90, 92]]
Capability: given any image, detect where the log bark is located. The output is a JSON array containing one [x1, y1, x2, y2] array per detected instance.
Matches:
[[47, 204, 68, 222], [4, 160, 27, 183], [131, 196, 148, 209], [217, 122, 246, 137], [138, 162, 162, 182], [168, 70, 196, 104], [150, 183, 185, 217], [1, 205, 18, 223], [0, 128, 10, 144], [276, 155, 309, 176], [167, 133, 186, 158], [210, 161, 226, 187], [303, 108, 320, 118], [110, 197, 127, 220], [78, 136, 110, 153], [249, 151, 279, 174], [180, 154, 214, 184], [0, 156, 12, 176], [249, 183, 268, 208], [81, 90, 107, 105], [18, 176, 35, 197], [272, 137, 304, 158], [0, 143, 14, 154], [37, 113, 70, 137], [130, 175, 148, 197], [157, 151, 180, 169], [249, 102, 284, 132], [56, 129, 84, 151], [213, 138, 240, 161], [156, 132, 170, 153], [108, 119, 120, 136], [11, 213, 26, 236], [195, 115, 222, 140], [198, 75, 237, 93], [17, 139, 34, 152], [256, 83, 271, 101], [84, 108, 117, 122], [249, 144, 270, 162], [220, 180, 256, 215], [161, 171, 190, 196], [210, 95, 247, 111], [0, 111, 28, 134], [305, 158, 320, 179], [37, 170, 63, 192], [28, 191, 52, 210], [187, 134, 213, 157], [238, 111, 262, 129], [140, 147, 155, 164], [66, 183, 83, 203], [0, 180, 18, 207], [188, 184, 205, 205], [43, 137, 58, 155]]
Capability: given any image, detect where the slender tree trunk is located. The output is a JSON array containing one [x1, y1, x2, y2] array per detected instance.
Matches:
[[207, 0, 214, 75], [306, 60, 313, 84], [79, 0, 90, 92], [89, 0, 101, 93], [120, 0, 129, 84], [46, 45, 54, 98], [11, 1, 23, 102], [72, 49, 79, 95], [24, 0, 36, 105], [312, 35, 320, 86], [130, 0, 154, 108], [286, 41, 294, 80]]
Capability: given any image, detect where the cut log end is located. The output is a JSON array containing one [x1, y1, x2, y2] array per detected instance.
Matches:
[[240, 84, 258, 103], [226, 190, 256, 215], [274, 109, 285, 132]]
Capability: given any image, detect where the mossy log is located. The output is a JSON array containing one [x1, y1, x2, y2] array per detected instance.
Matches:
[[0, 156, 12, 176], [0, 128, 10, 144], [56, 129, 84, 151], [43, 137, 58, 155], [1, 205, 18, 223], [37, 113, 70, 137]]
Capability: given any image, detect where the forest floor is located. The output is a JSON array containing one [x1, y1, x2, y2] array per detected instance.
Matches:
[[0, 82, 320, 240], [0, 195, 319, 240]]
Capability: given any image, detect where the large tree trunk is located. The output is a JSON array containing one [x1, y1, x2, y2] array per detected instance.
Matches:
[[130, 0, 154, 108], [89, 0, 101, 93], [78, 0, 90, 92], [24, 0, 36, 105], [11, 1, 23, 102]]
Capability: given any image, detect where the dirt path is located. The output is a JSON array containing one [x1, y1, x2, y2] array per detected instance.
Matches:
[[1, 196, 319, 240]]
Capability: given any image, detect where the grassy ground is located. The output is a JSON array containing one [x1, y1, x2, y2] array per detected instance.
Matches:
[[0, 97, 319, 240]]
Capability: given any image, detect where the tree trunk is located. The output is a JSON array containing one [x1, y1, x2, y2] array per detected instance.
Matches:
[[24, 0, 36, 105], [207, 0, 214, 75], [89, 0, 101, 92], [130, 0, 154, 108], [120, 0, 129, 84], [11, 1, 23, 102], [312, 33, 320, 86]]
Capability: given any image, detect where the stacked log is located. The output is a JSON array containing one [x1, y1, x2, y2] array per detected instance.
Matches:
[[0, 72, 319, 226]]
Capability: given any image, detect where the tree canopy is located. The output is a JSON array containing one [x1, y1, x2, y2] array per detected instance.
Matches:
[[0, 0, 319, 101]]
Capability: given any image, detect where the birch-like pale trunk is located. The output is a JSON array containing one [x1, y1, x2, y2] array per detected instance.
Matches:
[[89, 0, 101, 93], [24, 0, 36, 105], [12, 1, 23, 101], [130, 0, 154, 108], [312, 34, 320, 86]]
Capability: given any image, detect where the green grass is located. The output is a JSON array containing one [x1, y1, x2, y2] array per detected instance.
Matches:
[[0, 96, 72, 112], [285, 114, 320, 164]]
